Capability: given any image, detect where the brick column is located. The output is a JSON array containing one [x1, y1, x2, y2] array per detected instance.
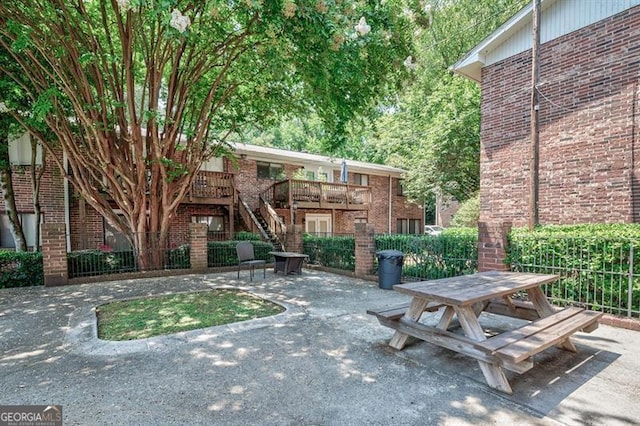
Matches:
[[478, 222, 512, 272], [189, 223, 208, 271], [42, 223, 68, 286], [285, 224, 303, 253], [355, 223, 376, 277]]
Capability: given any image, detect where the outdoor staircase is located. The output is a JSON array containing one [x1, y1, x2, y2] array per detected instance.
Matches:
[[254, 210, 284, 251]]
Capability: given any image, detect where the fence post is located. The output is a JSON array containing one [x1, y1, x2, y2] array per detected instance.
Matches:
[[189, 223, 208, 272], [285, 224, 303, 253], [355, 223, 376, 277], [42, 223, 68, 286], [478, 222, 512, 272], [629, 244, 634, 318]]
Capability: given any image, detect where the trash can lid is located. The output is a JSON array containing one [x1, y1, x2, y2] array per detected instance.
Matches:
[[376, 249, 404, 259]]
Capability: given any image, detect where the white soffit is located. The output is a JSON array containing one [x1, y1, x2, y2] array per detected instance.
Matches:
[[451, 0, 640, 82]]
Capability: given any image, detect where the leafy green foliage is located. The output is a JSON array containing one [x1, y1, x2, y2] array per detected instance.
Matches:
[[0, 0, 414, 269], [507, 225, 640, 315], [375, 231, 477, 280], [0, 250, 43, 288], [356, 0, 528, 205], [303, 234, 355, 271], [233, 232, 262, 241], [450, 192, 479, 228]]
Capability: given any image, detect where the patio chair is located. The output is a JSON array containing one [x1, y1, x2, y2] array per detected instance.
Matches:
[[236, 241, 266, 281]]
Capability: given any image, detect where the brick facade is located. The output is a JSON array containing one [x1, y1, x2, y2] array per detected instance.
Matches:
[[480, 6, 640, 226], [5, 143, 422, 250], [0, 149, 65, 223]]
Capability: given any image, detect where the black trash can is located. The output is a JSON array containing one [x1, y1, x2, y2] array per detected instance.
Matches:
[[376, 250, 404, 290]]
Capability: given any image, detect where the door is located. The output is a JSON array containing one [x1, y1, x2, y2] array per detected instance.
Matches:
[[305, 214, 332, 236]]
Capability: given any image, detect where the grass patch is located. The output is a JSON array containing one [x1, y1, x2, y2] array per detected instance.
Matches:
[[96, 289, 285, 341]]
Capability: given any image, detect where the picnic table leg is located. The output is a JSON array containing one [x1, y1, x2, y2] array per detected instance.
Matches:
[[436, 306, 455, 329], [389, 297, 429, 350], [454, 306, 513, 394], [527, 287, 577, 352]]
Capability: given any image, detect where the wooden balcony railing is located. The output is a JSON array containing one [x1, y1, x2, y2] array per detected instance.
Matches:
[[187, 171, 235, 204], [263, 179, 371, 210]]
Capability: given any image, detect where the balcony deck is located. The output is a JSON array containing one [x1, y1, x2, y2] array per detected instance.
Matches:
[[266, 179, 371, 211], [186, 171, 235, 205]]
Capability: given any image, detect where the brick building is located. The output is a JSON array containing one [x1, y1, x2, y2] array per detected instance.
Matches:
[[0, 139, 423, 251], [452, 0, 640, 227]]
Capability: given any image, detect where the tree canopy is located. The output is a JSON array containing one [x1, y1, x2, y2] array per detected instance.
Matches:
[[0, 0, 414, 265]]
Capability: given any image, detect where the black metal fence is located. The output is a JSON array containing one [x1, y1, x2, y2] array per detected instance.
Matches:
[[67, 231, 190, 278], [508, 235, 640, 317]]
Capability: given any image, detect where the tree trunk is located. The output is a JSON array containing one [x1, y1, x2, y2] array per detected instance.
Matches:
[[30, 137, 44, 252], [0, 138, 27, 251]]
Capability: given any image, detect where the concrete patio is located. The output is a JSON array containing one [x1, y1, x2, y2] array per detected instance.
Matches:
[[0, 270, 638, 425]]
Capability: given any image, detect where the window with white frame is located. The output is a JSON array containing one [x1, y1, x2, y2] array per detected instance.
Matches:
[[8, 132, 43, 166], [353, 173, 368, 186], [0, 213, 41, 248], [192, 215, 225, 232], [396, 218, 421, 235], [103, 217, 132, 251], [396, 178, 405, 196], [256, 161, 284, 180]]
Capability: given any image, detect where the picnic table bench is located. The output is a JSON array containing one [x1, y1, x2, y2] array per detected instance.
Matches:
[[367, 271, 603, 394]]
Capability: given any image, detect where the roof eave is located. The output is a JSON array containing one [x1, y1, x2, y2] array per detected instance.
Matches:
[[451, 1, 539, 82]]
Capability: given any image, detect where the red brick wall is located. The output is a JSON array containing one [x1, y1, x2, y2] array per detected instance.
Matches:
[[0, 150, 65, 222], [480, 6, 640, 226]]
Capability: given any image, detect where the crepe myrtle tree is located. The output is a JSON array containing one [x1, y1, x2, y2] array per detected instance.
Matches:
[[0, 0, 413, 269]]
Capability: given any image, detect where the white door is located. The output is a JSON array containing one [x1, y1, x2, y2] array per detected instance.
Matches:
[[305, 214, 332, 236]]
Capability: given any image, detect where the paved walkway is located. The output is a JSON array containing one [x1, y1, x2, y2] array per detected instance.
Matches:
[[1, 270, 638, 425]]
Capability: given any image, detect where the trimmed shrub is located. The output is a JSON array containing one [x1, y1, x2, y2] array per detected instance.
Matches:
[[450, 193, 479, 228], [303, 234, 355, 271], [233, 232, 262, 241], [165, 244, 190, 269], [208, 240, 274, 267], [0, 251, 44, 288], [507, 224, 640, 315], [375, 230, 477, 280]]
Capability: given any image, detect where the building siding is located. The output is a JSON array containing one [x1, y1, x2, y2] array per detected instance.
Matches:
[[480, 5, 640, 226], [485, 0, 640, 68]]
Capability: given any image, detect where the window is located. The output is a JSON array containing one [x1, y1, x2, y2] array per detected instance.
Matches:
[[353, 173, 368, 186], [257, 161, 284, 180], [355, 218, 367, 224], [396, 219, 421, 235], [9, 132, 43, 166], [396, 178, 404, 196], [192, 215, 225, 232], [0, 213, 41, 248], [305, 214, 332, 236], [103, 217, 132, 251]]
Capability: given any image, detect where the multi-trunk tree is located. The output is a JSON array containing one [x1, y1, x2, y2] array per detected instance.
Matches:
[[0, 0, 412, 268]]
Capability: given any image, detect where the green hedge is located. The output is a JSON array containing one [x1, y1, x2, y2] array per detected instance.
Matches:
[[375, 229, 477, 280], [0, 251, 44, 288], [303, 234, 355, 271], [208, 240, 274, 267], [507, 225, 640, 315], [233, 232, 262, 241]]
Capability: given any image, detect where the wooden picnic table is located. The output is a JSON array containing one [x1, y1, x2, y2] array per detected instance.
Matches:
[[367, 271, 603, 394], [268, 251, 309, 275]]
